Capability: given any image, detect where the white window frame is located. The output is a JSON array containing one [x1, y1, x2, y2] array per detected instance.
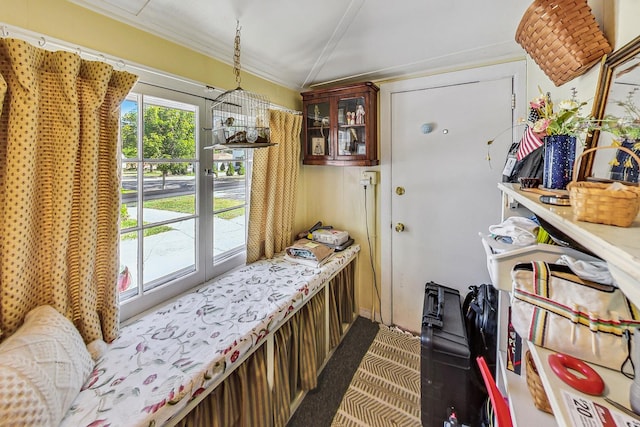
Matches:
[[119, 81, 249, 321]]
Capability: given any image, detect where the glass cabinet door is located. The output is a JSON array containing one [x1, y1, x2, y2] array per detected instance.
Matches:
[[337, 96, 366, 156], [301, 81, 378, 166], [305, 101, 330, 157]]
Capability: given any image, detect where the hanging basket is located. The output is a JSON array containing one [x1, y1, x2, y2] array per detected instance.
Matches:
[[567, 146, 640, 227], [515, 0, 611, 86]]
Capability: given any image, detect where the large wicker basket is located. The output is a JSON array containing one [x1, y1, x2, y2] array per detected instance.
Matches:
[[567, 146, 640, 227], [515, 0, 611, 86], [525, 350, 553, 414]]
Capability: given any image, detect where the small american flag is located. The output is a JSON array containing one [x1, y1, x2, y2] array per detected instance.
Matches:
[[516, 108, 543, 161]]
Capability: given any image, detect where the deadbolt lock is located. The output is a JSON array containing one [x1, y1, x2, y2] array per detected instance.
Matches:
[[396, 186, 405, 195], [395, 223, 405, 232]]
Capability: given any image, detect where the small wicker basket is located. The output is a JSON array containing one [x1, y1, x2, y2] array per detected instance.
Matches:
[[515, 0, 611, 86], [525, 350, 553, 414], [567, 146, 640, 227]]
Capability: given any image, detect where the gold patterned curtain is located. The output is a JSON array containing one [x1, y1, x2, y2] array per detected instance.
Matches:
[[247, 109, 302, 263], [0, 38, 137, 343]]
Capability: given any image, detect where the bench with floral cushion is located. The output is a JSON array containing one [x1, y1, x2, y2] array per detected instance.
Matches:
[[47, 245, 358, 427], [0, 245, 358, 427]]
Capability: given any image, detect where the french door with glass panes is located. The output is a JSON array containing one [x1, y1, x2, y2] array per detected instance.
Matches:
[[118, 84, 251, 319]]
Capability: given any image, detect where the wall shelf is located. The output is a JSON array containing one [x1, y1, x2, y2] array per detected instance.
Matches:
[[498, 183, 640, 305], [528, 344, 633, 426], [498, 348, 558, 427]]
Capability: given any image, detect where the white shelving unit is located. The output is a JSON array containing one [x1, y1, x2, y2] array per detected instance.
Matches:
[[498, 183, 640, 303], [494, 183, 640, 427], [498, 347, 558, 426], [528, 345, 633, 426]]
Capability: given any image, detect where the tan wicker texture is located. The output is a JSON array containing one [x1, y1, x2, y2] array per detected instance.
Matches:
[[515, 0, 611, 86], [525, 350, 554, 414], [567, 146, 640, 227]]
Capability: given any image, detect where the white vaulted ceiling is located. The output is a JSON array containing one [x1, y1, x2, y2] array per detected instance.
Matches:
[[68, 0, 533, 90]]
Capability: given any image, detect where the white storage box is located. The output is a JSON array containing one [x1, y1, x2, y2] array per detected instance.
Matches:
[[312, 229, 349, 246], [480, 235, 602, 291]]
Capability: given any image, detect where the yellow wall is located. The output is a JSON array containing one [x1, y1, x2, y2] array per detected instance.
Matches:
[[296, 164, 380, 317]]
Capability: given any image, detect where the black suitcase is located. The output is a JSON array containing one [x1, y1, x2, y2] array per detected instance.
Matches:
[[421, 282, 484, 427]]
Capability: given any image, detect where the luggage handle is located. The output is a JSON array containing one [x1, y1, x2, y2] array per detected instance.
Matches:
[[423, 282, 444, 328]]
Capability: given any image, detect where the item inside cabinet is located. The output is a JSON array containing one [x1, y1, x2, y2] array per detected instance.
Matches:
[[311, 137, 326, 156]]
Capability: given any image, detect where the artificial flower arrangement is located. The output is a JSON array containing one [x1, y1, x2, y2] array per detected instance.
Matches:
[[527, 87, 597, 138], [485, 87, 595, 164]]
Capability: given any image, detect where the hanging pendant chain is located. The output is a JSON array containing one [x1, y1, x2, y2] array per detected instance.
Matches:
[[233, 20, 242, 87]]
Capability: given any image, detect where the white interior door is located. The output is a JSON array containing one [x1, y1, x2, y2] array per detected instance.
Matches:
[[389, 78, 514, 333]]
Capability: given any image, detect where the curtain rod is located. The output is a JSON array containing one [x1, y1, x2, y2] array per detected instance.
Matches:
[[0, 23, 207, 89], [0, 23, 301, 114]]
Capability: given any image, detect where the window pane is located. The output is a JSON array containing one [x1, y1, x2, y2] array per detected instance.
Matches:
[[121, 97, 138, 159], [121, 95, 139, 228], [213, 164, 246, 211], [119, 231, 138, 299], [143, 97, 196, 160], [143, 162, 196, 223], [212, 147, 247, 260], [214, 209, 245, 257], [121, 172, 138, 228], [143, 219, 196, 287], [120, 201, 138, 232], [213, 148, 246, 162], [119, 88, 200, 308]]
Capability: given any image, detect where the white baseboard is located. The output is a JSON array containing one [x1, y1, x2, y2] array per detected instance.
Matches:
[[358, 308, 385, 324], [358, 308, 371, 319]]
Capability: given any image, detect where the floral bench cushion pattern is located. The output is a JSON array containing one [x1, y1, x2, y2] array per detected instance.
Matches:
[[60, 245, 359, 427]]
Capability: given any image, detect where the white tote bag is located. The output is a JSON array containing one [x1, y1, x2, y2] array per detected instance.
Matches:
[[511, 261, 640, 373]]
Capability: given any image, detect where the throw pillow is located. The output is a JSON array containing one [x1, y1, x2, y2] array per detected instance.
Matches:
[[0, 305, 94, 426]]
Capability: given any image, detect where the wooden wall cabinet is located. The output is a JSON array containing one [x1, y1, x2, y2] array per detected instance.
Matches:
[[301, 82, 379, 166]]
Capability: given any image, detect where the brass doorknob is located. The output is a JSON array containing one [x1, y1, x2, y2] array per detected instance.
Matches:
[[396, 186, 405, 195], [395, 223, 405, 232]]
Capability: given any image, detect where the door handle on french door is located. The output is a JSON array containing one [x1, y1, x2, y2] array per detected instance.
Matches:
[[395, 223, 405, 232]]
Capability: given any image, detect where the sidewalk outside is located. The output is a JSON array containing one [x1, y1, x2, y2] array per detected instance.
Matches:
[[120, 207, 244, 285]]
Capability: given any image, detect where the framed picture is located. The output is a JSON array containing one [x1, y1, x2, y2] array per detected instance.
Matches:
[[311, 137, 325, 156], [356, 142, 366, 155]]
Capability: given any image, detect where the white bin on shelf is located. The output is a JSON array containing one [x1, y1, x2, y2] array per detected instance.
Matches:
[[480, 235, 602, 291]]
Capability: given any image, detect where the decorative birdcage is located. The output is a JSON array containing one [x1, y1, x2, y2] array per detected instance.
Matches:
[[211, 88, 270, 145], [211, 21, 271, 147]]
